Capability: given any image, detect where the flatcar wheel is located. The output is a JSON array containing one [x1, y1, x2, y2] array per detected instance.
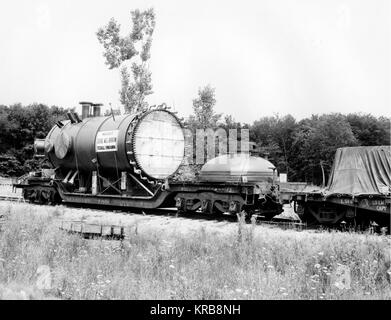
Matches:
[[213, 201, 226, 216], [241, 207, 255, 222], [300, 206, 318, 227], [38, 192, 46, 205], [52, 191, 62, 205], [245, 212, 256, 223], [22, 189, 30, 201], [33, 190, 42, 204]]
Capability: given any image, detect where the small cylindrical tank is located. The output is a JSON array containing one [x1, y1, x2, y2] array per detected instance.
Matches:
[[44, 109, 185, 180]]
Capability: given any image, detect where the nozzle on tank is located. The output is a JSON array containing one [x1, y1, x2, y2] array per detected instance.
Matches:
[[67, 112, 77, 124]]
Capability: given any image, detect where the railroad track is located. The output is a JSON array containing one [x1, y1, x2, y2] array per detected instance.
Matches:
[[0, 195, 25, 202], [2, 195, 386, 237], [0, 193, 306, 237]]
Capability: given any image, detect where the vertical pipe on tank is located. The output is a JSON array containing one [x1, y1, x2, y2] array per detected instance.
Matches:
[[80, 102, 93, 119], [92, 103, 102, 117]]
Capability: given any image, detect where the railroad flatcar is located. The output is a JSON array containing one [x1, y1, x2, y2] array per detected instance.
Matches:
[[291, 146, 391, 230], [173, 153, 282, 218], [14, 102, 283, 219]]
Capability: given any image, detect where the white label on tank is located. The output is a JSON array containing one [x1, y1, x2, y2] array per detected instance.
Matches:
[[96, 130, 119, 152], [279, 173, 287, 183]]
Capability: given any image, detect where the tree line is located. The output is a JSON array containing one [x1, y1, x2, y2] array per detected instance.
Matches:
[[0, 92, 389, 184], [0, 104, 69, 176], [184, 85, 390, 185]]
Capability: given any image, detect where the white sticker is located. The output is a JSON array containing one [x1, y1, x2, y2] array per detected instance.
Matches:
[[96, 130, 119, 152]]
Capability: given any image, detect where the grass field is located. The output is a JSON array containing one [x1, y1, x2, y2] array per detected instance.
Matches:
[[0, 203, 390, 300]]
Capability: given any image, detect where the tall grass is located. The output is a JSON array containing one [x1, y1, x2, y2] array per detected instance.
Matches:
[[0, 204, 390, 299]]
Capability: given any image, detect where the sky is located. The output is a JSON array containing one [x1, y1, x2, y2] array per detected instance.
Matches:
[[0, 0, 389, 123]]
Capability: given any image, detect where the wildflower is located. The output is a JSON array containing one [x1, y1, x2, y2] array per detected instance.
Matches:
[[333, 265, 351, 290], [105, 280, 111, 284], [169, 264, 175, 269], [314, 264, 321, 269], [318, 252, 324, 256], [235, 288, 242, 293]]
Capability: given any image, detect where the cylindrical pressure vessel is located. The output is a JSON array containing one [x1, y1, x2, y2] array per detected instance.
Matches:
[[44, 109, 185, 180]]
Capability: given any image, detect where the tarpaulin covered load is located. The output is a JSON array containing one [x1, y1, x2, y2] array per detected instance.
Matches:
[[325, 146, 391, 196]]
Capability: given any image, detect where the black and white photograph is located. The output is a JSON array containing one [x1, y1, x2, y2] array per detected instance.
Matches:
[[0, 0, 390, 307]]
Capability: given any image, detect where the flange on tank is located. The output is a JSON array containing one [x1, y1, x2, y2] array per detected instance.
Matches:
[[44, 107, 185, 181]]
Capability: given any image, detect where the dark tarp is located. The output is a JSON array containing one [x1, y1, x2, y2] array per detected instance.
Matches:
[[325, 146, 391, 196]]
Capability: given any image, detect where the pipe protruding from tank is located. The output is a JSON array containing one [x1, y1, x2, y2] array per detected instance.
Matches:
[[33, 139, 46, 157], [73, 113, 82, 123], [56, 121, 64, 128], [67, 112, 77, 124]]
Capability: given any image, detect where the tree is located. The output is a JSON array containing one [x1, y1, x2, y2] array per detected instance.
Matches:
[[250, 114, 297, 176], [273, 115, 297, 176], [0, 103, 69, 176], [290, 114, 358, 184], [97, 8, 156, 113], [188, 85, 222, 129], [346, 113, 390, 146]]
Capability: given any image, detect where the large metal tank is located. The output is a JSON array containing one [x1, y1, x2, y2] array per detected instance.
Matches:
[[199, 154, 276, 183], [44, 109, 185, 180]]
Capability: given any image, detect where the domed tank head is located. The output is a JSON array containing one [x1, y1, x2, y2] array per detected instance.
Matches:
[[199, 154, 276, 183]]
